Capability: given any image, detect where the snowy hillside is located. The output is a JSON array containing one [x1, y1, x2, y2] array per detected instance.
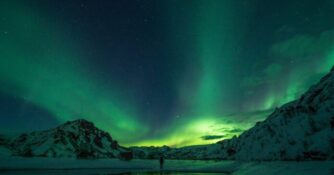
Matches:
[[218, 67, 334, 160], [0, 119, 132, 159]]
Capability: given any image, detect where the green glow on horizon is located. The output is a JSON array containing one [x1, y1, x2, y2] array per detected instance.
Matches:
[[130, 116, 245, 148]]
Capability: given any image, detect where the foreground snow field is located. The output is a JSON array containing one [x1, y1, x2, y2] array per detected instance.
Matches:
[[0, 157, 333, 175]]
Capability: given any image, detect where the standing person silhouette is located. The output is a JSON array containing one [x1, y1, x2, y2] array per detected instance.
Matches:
[[159, 156, 164, 171]]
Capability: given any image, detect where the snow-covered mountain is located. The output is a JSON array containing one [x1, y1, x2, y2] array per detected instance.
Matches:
[[217, 67, 334, 160], [0, 119, 132, 159]]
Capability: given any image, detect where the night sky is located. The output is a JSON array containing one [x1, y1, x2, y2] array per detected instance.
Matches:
[[1, 0, 334, 147]]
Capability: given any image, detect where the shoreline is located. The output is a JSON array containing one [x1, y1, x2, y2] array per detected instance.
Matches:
[[0, 157, 333, 174]]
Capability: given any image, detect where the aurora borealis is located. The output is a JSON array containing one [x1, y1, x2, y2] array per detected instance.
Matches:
[[1, 0, 334, 147]]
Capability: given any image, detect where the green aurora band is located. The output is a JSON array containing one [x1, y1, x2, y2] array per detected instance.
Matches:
[[1, 1, 334, 147], [0, 1, 148, 145]]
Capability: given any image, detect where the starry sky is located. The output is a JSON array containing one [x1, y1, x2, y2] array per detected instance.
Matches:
[[0, 0, 334, 147]]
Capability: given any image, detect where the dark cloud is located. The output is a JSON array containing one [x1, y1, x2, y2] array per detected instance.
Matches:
[[201, 135, 225, 141], [216, 127, 245, 135], [229, 128, 244, 133]]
